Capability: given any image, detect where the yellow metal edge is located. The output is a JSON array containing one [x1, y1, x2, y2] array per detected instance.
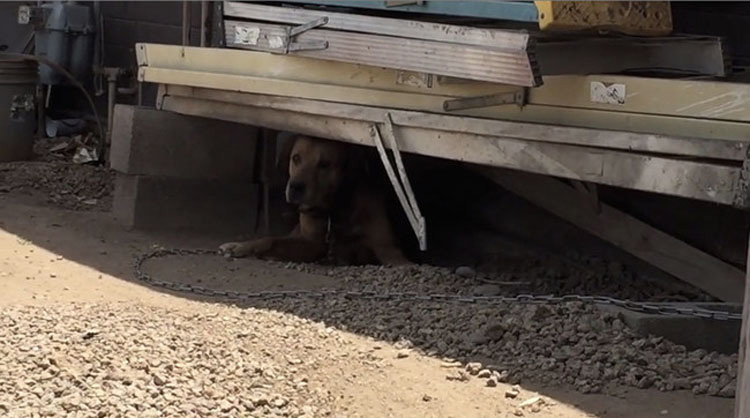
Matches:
[[534, 1, 672, 36], [136, 43, 750, 124]]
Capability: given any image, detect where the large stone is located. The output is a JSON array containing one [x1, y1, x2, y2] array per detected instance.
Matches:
[[598, 302, 741, 354]]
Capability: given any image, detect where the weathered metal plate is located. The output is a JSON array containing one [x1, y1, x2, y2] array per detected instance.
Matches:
[[156, 87, 743, 207]]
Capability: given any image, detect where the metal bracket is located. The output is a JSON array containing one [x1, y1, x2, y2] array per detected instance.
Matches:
[[281, 17, 329, 54], [443, 89, 526, 112], [732, 145, 750, 209], [385, 0, 424, 7], [10, 94, 35, 122], [370, 113, 427, 251]]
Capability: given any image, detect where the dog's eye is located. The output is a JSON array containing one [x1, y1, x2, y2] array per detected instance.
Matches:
[[292, 154, 301, 165], [318, 160, 331, 169]]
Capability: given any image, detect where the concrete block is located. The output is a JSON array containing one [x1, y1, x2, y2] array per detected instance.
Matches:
[[113, 174, 259, 233], [110, 105, 258, 179], [598, 302, 741, 354]]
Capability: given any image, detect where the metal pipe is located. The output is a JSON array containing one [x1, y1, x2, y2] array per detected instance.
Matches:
[[200, 1, 208, 47], [106, 72, 116, 145], [92, 1, 104, 95], [181, 1, 190, 46]]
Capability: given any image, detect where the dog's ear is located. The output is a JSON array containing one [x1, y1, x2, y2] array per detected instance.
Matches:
[[275, 132, 298, 170]]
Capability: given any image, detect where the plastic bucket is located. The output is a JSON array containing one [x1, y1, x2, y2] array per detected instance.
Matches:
[[0, 58, 37, 162]]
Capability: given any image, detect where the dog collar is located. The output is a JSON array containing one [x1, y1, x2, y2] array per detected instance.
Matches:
[[325, 217, 332, 244]]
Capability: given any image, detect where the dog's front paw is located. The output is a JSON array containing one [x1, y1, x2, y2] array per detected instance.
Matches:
[[219, 239, 273, 258], [219, 241, 253, 258]]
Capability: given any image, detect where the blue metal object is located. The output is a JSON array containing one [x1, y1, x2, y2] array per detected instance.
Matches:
[[274, 1, 539, 22], [29, 1, 95, 85]]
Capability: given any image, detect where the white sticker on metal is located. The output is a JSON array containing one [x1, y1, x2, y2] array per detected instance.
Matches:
[[590, 81, 626, 105], [17, 5, 30, 24], [234, 26, 260, 46], [268, 36, 285, 50], [396, 71, 433, 89]]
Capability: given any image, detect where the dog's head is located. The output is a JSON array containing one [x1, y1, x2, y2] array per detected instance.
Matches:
[[282, 135, 358, 212]]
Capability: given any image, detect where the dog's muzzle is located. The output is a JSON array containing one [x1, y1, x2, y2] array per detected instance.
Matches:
[[286, 180, 306, 204]]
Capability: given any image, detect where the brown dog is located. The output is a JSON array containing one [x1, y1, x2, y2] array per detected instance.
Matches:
[[219, 135, 410, 265]]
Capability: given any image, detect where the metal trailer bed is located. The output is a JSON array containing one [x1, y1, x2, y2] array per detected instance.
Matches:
[[135, 41, 748, 300]]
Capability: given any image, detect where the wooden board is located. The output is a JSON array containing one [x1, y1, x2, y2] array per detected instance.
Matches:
[[478, 167, 745, 303], [223, 2, 532, 49], [535, 1, 672, 36], [135, 44, 750, 137], [165, 85, 747, 163], [155, 87, 744, 207], [223, 20, 541, 87]]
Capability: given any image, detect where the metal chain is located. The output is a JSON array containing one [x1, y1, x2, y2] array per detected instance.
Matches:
[[134, 248, 742, 321]]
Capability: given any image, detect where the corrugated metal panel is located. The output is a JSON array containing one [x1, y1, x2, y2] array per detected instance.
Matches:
[[224, 20, 541, 87]]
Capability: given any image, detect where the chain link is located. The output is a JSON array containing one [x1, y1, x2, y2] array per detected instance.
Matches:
[[134, 248, 742, 321]]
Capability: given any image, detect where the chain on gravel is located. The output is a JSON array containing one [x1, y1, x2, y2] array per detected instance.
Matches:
[[134, 248, 742, 321]]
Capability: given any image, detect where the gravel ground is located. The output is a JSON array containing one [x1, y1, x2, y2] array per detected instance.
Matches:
[[0, 303, 338, 418], [142, 255, 737, 399], [0, 150, 739, 417], [0, 161, 113, 212], [0, 137, 112, 212]]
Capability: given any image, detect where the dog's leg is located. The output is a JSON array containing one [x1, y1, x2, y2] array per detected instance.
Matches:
[[219, 235, 327, 262], [220, 214, 328, 262]]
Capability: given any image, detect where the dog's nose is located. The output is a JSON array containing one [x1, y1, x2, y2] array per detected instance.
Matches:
[[286, 181, 306, 203]]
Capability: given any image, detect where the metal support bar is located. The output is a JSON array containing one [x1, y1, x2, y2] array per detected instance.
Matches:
[[385, 0, 424, 7], [443, 90, 526, 112], [181, 1, 191, 46], [571, 180, 601, 214], [370, 114, 427, 251], [211, 1, 225, 48], [200, 1, 208, 47]]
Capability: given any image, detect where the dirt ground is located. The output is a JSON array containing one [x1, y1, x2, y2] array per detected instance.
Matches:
[[0, 160, 737, 418]]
